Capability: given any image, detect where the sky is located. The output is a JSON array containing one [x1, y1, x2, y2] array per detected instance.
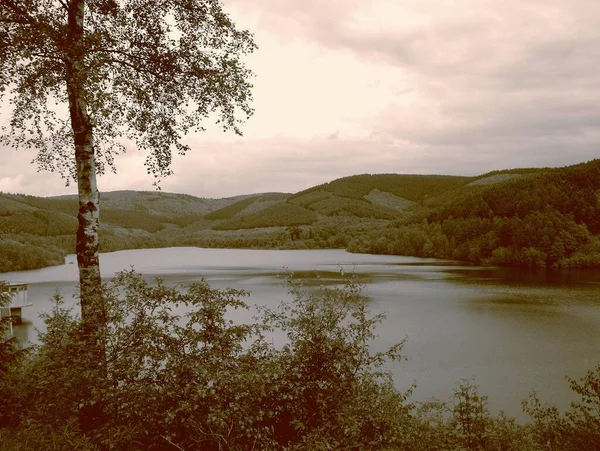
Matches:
[[1, 0, 600, 198]]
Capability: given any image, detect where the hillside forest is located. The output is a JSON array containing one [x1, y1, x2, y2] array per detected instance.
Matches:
[[1, 159, 599, 273]]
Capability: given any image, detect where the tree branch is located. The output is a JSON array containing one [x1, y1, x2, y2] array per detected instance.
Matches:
[[31, 51, 64, 61], [93, 47, 218, 83], [161, 436, 185, 451], [1, 0, 64, 46], [0, 0, 39, 26], [102, 56, 169, 81], [57, 0, 69, 12], [0, 16, 29, 24]]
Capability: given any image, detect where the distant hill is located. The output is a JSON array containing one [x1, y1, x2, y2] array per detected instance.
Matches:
[[51, 190, 254, 219], [349, 160, 600, 268], [290, 173, 474, 202], [0, 190, 275, 272], [203, 193, 289, 220], [1, 160, 599, 272]]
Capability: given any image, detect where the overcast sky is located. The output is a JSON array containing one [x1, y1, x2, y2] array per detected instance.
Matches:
[[1, 0, 599, 198]]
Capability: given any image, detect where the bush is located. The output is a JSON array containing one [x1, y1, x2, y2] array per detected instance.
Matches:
[[3, 272, 600, 450], [254, 276, 413, 449], [1, 271, 411, 450], [523, 366, 600, 450], [0, 283, 22, 377], [0, 283, 29, 429]]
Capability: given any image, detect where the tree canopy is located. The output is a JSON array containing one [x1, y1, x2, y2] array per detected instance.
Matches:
[[1, 0, 256, 180]]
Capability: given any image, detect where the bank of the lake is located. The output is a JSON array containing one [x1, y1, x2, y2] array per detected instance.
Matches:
[[2, 247, 600, 421]]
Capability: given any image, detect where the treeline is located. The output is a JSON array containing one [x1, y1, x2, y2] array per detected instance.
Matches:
[[2, 193, 77, 216], [0, 191, 204, 272], [0, 199, 77, 272], [0, 210, 77, 236], [298, 194, 398, 219], [282, 218, 386, 250], [1, 192, 200, 237], [204, 196, 258, 220], [291, 173, 473, 202], [163, 230, 288, 250], [3, 161, 600, 271], [215, 202, 318, 230], [0, 239, 65, 273], [427, 161, 600, 233], [1, 274, 599, 450], [350, 160, 600, 267], [212, 194, 400, 231]]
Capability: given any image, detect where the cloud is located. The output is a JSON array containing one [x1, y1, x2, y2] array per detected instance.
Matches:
[[226, 0, 600, 157], [0, 174, 25, 193], [1, 0, 599, 198]]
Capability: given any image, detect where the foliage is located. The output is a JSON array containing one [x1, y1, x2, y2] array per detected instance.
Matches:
[[204, 196, 259, 220], [2, 273, 600, 449], [290, 174, 473, 203], [288, 190, 334, 208], [0, 210, 76, 236], [254, 276, 413, 449], [0, 193, 78, 236], [451, 380, 491, 450], [352, 160, 600, 267], [100, 208, 171, 233], [2, 160, 600, 271], [0, 239, 65, 273], [1, 0, 258, 335], [305, 194, 399, 219], [0, 0, 256, 180], [215, 202, 318, 230], [0, 282, 28, 428], [563, 366, 600, 449], [1, 193, 78, 216], [412, 382, 537, 451], [520, 366, 600, 450], [0, 272, 412, 450]]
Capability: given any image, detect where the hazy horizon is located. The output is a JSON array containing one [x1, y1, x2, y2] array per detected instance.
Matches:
[[4, 157, 596, 200]]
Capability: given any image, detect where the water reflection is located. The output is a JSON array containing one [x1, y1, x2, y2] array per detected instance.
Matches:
[[448, 266, 600, 286]]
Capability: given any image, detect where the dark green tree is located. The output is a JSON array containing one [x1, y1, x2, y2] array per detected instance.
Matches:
[[0, 0, 256, 337]]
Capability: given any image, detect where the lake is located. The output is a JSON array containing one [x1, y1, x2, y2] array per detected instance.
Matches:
[[2, 247, 600, 420]]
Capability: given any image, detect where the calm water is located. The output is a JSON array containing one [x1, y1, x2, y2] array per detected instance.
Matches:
[[2, 247, 600, 420]]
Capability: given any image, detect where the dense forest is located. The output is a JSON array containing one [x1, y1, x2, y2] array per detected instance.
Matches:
[[1, 160, 599, 273], [349, 160, 600, 268]]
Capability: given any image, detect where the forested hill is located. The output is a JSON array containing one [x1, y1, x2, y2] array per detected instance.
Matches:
[[349, 159, 600, 268], [1, 160, 599, 272], [0, 191, 263, 272]]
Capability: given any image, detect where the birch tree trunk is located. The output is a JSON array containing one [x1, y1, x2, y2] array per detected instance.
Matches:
[[65, 0, 104, 341]]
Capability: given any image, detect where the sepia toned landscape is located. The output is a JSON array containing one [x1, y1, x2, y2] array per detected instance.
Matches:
[[2, 1, 600, 450]]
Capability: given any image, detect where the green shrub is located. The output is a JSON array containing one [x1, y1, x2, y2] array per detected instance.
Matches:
[[523, 366, 600, 450], [3, 272, 600, 450], [1, 272, 411, 450]]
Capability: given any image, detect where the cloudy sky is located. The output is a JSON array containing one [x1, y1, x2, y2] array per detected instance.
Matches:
[[1, 0, 599, 198]]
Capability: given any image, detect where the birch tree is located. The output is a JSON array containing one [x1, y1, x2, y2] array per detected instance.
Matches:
[[0, 0, 256, 336]]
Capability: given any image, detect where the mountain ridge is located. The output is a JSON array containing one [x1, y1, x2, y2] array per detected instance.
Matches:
[[1, 160, 599, 272]]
